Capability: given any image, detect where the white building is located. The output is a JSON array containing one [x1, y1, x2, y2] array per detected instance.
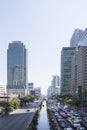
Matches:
[[0, 82, 6, 96]]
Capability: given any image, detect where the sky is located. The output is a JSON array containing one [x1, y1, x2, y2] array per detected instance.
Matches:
[[0, 0, 87, 95]]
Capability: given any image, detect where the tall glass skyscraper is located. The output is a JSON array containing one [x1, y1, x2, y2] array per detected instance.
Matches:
[[7, 41, 28, 96], [61, 47, 75, 95]]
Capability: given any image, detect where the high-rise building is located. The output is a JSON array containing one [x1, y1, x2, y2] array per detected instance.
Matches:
[[70, 29, 83, 47], [47, 86, 52, 98], [71, 50, 78, 95], [7, 41, 28, 96], [71, 29, 87, 95], [51, 75, 60, 87], [72, 46, 87, 95], [78, 28, 87, 46], [71, 28, 87, 95], [61, 47, 75, 95], [47, 75, 60, 97], [51, 75, 60, 95]]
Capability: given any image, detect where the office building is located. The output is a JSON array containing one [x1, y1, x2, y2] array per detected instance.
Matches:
[[70, 29, 83, 47], [51, 75, 60, 95], [47, 86, 52, 98], [7, 41, 28, 96], [71, 28, 87, 95], [47, 75, 60, 97], [78, 28, 87, 46], [72, 46, 87, 94], [28, 83, 34, 95], [51, 75, 60, 87], [61, 47, 75, 95], [34, 87, 41, 97]]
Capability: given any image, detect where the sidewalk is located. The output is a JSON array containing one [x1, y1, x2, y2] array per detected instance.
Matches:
[[9, 108, 20, 115]]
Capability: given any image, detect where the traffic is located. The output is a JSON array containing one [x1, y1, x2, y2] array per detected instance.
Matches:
[[47, 100, 87, 130]]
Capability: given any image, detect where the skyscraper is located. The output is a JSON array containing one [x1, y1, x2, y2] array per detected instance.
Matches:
[[61, 47, 75, 95], [78, 28, 87, 46], [71, 46, 87, 95], [7, 41, 28, 96], [72, 28, 87, 95], [70, 29, 83, 47]]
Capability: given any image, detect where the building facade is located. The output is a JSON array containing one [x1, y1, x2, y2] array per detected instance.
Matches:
[[7, 41, 28, 96], [51, 75, 60, 95], [70, 28, 83, 47], [72, 48, 87, 95], [71, 28, 87, 95], [0, 82, 6, 97], [34, 87, 41, 97], [47, 75, 60, 97], [28, 83, 34, 95], [78, 28, 87, 46], [47, 86, 52, 98], [61, 47, 75, 95]]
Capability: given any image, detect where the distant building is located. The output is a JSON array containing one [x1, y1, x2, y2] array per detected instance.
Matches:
[[47, 75, 60, 97], [70, 28, 83, 47], [34, 87, 41, 97], [7, 41, 28, 96], [55, 86, 60, 95], [30, 90, 35, 96], [47, 86, 52, 98], [78, 28, 87, 46], [51, 75, 60, 95], [28, 83, 34, 95], [61, 47, 75, 95], [51, 75, 60, 87], [0, 82, 6, 97]]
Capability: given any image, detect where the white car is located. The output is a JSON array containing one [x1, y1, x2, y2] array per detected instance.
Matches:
[[75, 117, 82, 122], [72, 120, 81, 128], [64, 128, 73, 130], [77, 127, 86, 130]]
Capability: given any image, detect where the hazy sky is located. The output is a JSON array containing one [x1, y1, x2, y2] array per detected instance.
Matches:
[[0, 0, 87, 94]]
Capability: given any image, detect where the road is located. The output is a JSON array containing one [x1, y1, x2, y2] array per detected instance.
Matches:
[[0, 102, 38, 130]]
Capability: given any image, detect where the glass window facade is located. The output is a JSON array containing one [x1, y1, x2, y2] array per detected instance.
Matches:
[[61, 47, 75, 95], [7, 41, 28, 90]]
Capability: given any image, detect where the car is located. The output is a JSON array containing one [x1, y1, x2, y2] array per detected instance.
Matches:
[[57, 118, 64, 122], [62, 113, 68, 118], [83, 117, 87, 122], [51, 109, 56, 113], [82, 120, 87, 128], [72, 120, 81, 128], [64, 128, 73, 130], [75, 117, 82, 122], [27, 109, 30, 112], [64, 105, 68, 109], [67, 117, 73, 123], [59, 121, 68, 128], [77, 127, 86, 130]]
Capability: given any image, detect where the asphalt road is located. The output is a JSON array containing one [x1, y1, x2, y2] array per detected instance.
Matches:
[[0, 103, 37, 130]]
